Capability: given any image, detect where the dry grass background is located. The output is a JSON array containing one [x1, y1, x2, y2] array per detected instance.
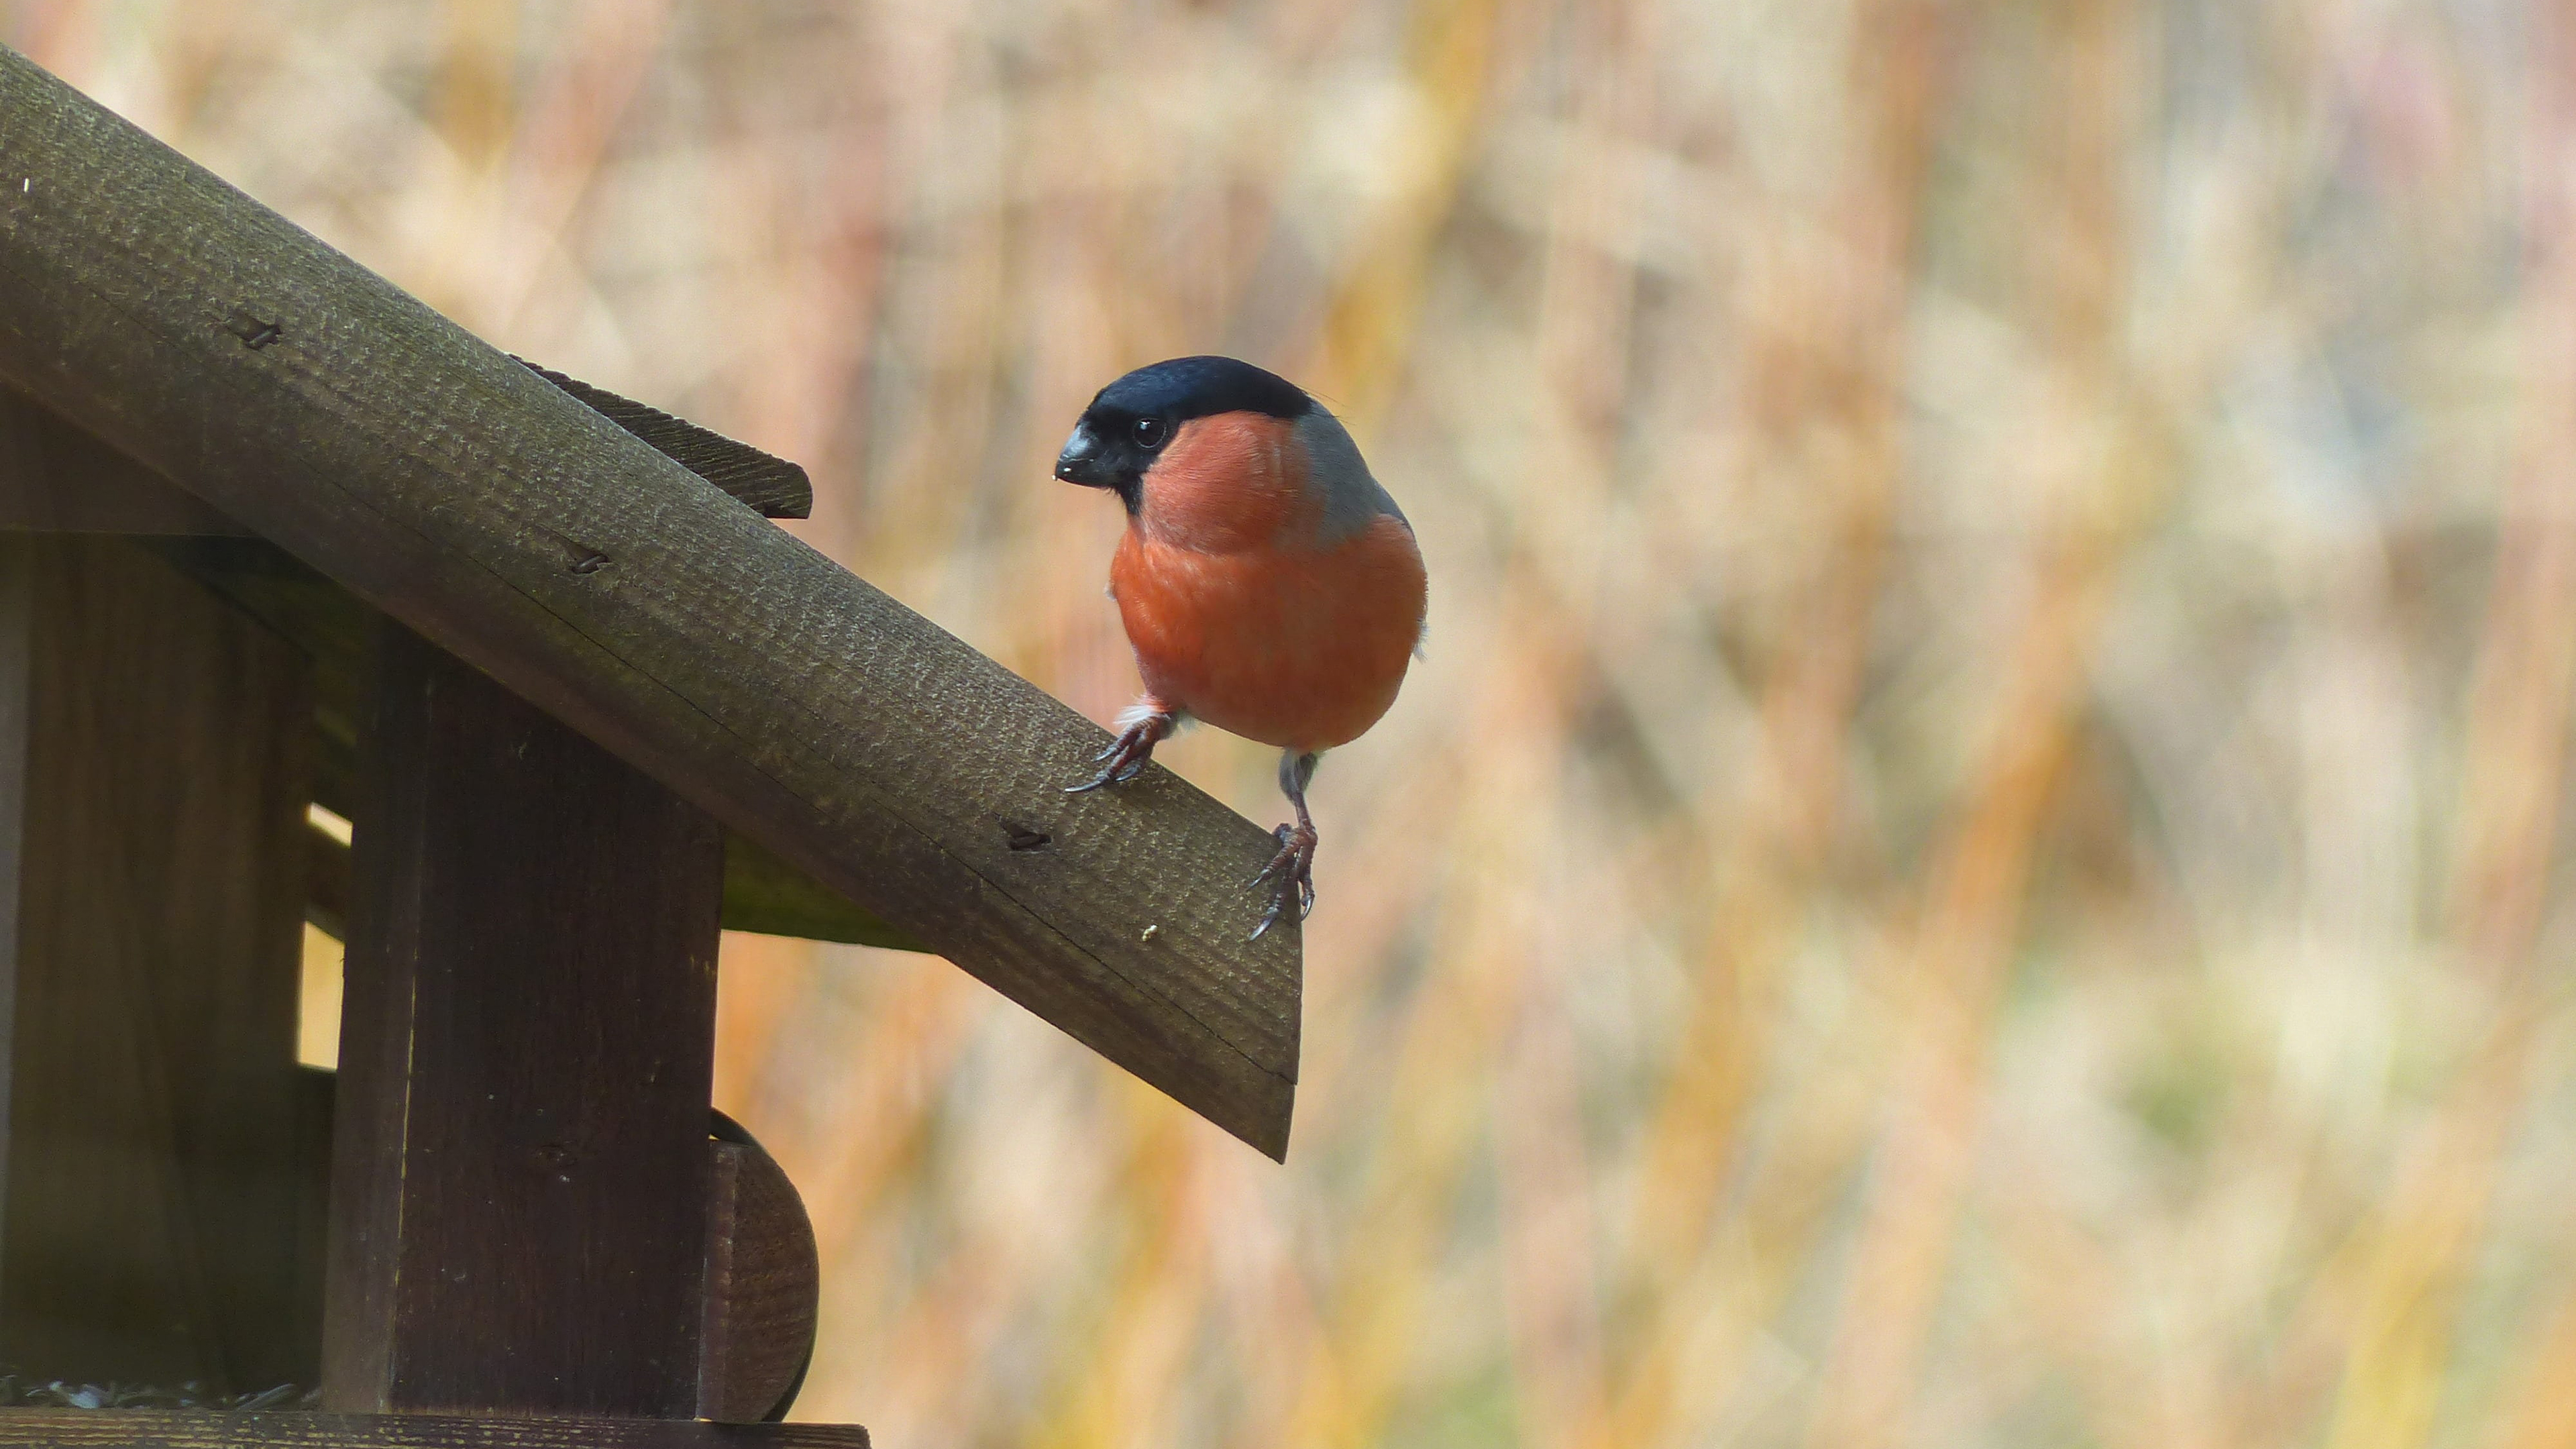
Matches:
[[7, 1, 2576, 1446]]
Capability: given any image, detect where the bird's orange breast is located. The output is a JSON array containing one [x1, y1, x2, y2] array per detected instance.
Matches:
[[1112, 513, 1426, 753]]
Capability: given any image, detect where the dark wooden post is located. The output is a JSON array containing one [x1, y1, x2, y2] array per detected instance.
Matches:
[[0, 534, 316, 1391], [323, 624, 724, 1416]]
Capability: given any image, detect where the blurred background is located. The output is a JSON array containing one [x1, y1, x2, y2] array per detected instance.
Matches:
[[7, 1, 2576, 1445]]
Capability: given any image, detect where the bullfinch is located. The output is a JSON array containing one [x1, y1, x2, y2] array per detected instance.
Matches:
[[1056, 356, 1428, 938]]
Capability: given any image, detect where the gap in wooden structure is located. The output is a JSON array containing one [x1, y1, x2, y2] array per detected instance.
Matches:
[[297, 924, 343, 1071]]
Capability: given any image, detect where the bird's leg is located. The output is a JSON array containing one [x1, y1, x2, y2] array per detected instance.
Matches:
[[1066, 704, 1179, 793], [1250, 750, 1321, 940]]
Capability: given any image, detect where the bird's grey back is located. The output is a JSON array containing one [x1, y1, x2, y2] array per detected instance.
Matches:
[[1295, 409, 1407, 542]]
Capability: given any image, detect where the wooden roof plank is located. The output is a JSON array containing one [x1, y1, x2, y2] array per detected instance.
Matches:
[[521, 360, 814, 521], [0, 47, 1297, 1158]]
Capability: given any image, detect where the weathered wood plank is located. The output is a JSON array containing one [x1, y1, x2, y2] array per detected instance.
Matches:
[[0, 536, 315, 1390], [0, 48, 1297, 1156], [0, 1411, 869, 1448], [325, 626, 722, 1415]]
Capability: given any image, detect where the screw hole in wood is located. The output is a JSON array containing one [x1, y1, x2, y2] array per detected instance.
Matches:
[[225, 310, 282, 349]]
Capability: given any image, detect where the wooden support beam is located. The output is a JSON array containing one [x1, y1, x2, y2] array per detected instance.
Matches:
[[0, 1411, 869, 1448], [0, 48, 1299, 1157], [0, 535, 316, 1391], [323, 626, 723, 1415]]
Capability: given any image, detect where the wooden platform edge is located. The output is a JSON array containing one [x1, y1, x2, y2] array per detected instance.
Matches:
[[0, 1410, 868, 1447]]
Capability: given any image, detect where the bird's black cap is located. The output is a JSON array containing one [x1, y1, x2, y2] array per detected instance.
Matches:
[[1058, 357, 1316, 510], [1087, 356, 1313, 424]]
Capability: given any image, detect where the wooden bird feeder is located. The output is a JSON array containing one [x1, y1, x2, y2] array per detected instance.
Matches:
[[0, 46, 1298, 1448]]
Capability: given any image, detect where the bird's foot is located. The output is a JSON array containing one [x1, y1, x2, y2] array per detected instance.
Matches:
[[1248, 821, 1318, 941], [1066, 710, 1176, 793]]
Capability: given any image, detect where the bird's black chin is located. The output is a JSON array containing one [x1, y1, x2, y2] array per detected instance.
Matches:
[[1056, 422, 1146, 514], [1058, 464, 1140, 515]]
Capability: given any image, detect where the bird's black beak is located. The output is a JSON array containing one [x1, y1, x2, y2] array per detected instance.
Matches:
[[1056, 424, 1116, 488]]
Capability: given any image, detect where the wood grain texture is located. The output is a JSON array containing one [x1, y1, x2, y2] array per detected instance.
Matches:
[[325, 625, 724, 1415], [0, 536, 316, 1391], [0, 1411, 869, 1448], [0, 57, 1295, 1155], [697, 1120, 819, 1423], [521, 363, 811, 521]]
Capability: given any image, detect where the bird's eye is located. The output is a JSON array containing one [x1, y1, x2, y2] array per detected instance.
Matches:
[[1132, 417, 1167, 449]]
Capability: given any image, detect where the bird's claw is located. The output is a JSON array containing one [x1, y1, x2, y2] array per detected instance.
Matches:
[[1065, 755, 1146, 794], [1066, 712, 1174, 794], [1248, 822, 1317, 941]]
